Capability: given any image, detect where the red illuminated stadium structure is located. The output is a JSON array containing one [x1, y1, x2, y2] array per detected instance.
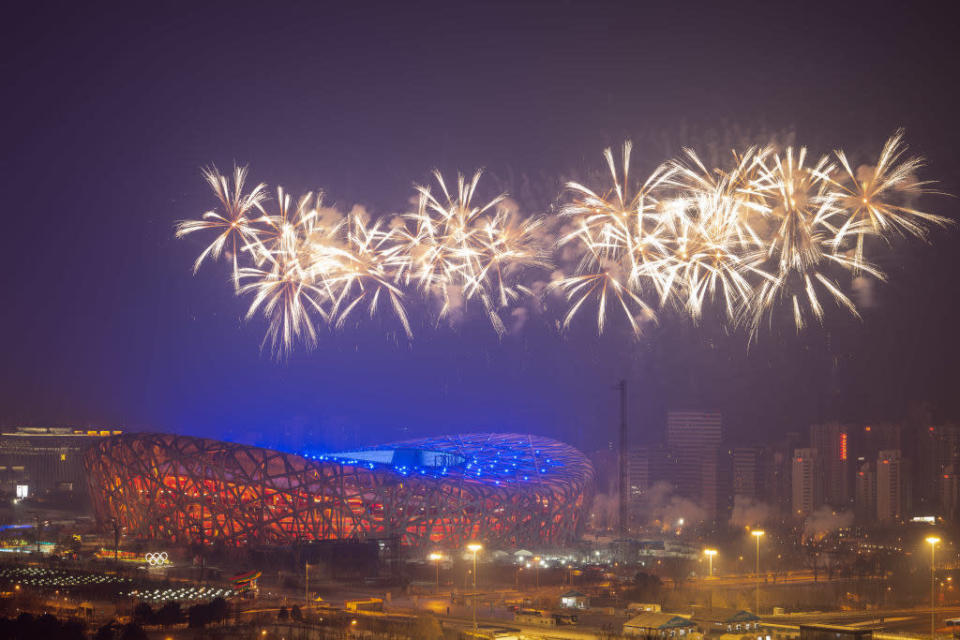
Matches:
[[85, 432, 594, 549]]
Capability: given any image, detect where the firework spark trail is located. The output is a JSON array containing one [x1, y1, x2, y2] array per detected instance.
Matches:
[[176, 131, 949, 354]]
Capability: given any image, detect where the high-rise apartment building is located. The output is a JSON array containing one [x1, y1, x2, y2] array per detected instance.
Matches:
[[940, 465, 960, 522], [626, 445, 677, 528], [627, 446, 650, 528], [792, 448, 820, 516], [877, 449, 903, 522], [701, 448, 734, 523], [912, 425, 960, 516], [857, 423, 901, 461], [732, 447, 759, 499], [810, 423, 852, 508], [759, 435, 799, 516], [666, 411, 723, 453], [666, 411, 723, 522], [855, 462, 877, 522]]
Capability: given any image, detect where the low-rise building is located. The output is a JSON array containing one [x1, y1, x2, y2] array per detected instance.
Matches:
[[624, 613, 699, 638], [0, 427, 121, 497], [559, 590, 589, 609]]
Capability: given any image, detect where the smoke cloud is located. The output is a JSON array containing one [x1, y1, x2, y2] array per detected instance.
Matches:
[[803, 506, 854, 540], [642, 481, 707, 528], [729, 496, 773, 528], [851, 276, 875, 309], [589, 492, 620, 530]]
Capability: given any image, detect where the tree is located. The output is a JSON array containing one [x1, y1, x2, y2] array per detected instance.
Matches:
[[188, 603, 212, 628], [291, 604, 303, 622], [623, 572, 663, 603], [94, 622, 117, 640], [155, 601, 183, 627], [209, 596, 228, 624], [119, 623, 148, 640], [132, 602, 154, 626], [62, 619, 87, 640], [414, 613, 444, 640], [278, 606, 289, 621]]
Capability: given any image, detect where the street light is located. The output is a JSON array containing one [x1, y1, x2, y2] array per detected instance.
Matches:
[[927, 536, 940, 640], [429, 552, 443, 594], [467, 543, 483, 631], [533, 556, 542, 588], [751, 530, 765, 614], [704, 549, 718, 578]]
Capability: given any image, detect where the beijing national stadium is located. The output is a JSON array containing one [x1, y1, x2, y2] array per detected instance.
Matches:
[[84, 433, 595, 549]]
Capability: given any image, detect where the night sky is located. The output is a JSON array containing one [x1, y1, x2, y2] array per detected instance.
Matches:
[[2, 1, 959, 454]]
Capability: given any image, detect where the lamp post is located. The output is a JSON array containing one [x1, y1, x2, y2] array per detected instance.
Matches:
[[751, 530, 765, 614], [704, 549, 717, 579], [429, 553, 443, 594], [533, 556, 541, 589], [467, 543, 483, 631], [927, 536, 940, 640]]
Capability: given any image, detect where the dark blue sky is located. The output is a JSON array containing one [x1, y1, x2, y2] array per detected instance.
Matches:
[[2, 1, 959, 453]]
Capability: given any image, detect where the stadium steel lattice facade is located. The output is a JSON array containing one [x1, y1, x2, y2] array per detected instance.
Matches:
[[85, 433, 594, 548]]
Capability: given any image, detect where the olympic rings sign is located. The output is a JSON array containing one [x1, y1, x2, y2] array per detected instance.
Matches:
[[145, 552, 169, 566]]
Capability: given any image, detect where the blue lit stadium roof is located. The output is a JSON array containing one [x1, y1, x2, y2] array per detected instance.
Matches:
[[308, 433, 580, 488]]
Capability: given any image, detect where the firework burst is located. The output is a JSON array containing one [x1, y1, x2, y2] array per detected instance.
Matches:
[[175, 165, 267, 288], [238, 240, 327, 358], [397, 170, 545, 335], [826, 129, 949, 264], [177, 130, 949, 353], [314, 212, 413, 339], [554, 142, 674, 335]]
